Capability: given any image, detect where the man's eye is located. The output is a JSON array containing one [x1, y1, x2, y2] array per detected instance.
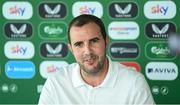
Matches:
[[74, 42, 83, 47], [91, 38, 99, 43]]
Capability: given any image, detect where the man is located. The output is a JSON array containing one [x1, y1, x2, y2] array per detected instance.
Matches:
[[38, 14, 155, 104]]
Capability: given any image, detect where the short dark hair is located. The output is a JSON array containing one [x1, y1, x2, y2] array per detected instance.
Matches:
[[68, 14, 107, 44]]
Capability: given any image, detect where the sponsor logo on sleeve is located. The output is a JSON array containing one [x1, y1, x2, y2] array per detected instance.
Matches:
[[144, 1, 176, 19], [146, 62, 178, 81], [109, 2, 138, 18], [4, 22, 33, 39], [72, 1, 103, 18], [40, 61, 68, 78], [2, 1, 33, 20], [39, 2, 67, 19], [4, 41, 35, 59]]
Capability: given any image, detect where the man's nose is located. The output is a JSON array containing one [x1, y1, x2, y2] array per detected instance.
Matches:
[[83, 43, 92, 54]]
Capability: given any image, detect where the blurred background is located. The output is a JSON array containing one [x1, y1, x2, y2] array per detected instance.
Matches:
[[0, 0, 179, 104]]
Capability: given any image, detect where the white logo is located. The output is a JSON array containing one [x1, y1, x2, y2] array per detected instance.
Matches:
[[144, 1, 176, 19], [115, 4, 132, 15], [10, 24, 27, 34], [2, 1, 33, 20], [40, 61, 68, 79], [72, 1, 103, 18], [44, 4, 61, 15], [152, 24, 169, 34], [44, 26, 63, 35], [146, 62, 178, 80], [46, 44, 62, 54], [108, 21, 139, 40], [4, 41, 34, 59]]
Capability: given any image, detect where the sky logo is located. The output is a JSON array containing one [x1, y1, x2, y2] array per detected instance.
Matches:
[[5, 61, 35, 79], [72, 1, 103, 18], [11, 45, 27, 55], [144, 1, 176, 19], [40, 61, 68, 78], [151, 5, 168, 15], [9, 6, 25, 16], [3, 1, 33, 20], [4, 41, 34, 59], [79, 6, 96, 15]]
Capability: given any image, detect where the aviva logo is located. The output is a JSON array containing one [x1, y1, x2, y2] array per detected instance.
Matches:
[[146, 62, 178, 81]]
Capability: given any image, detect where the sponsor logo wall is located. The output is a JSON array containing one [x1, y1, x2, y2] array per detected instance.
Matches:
[[0, 0, 179, 104]]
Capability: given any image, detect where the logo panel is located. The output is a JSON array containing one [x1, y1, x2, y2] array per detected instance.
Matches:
[[4, 41, 35, 59], [4, 22, 33, 38], [144, 1, 176, 19], [145, 42, 177, 60], [40, 61, 68, 79], [3, 1, 33, 20], [40, 42, 68, 58], [109, 2, 138, 18], [108, 21, 139, 40], [72, 1, 103, 18], [39, 22, 67, 39], [39, 2, 67, 19], [109, 42, 139, 59], [145, 22, 176, 39], [5, 61, 35, 79], [146, 62, 178, 80]]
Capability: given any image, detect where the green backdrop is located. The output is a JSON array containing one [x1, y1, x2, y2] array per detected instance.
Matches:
[[0, 0, 179, 104]]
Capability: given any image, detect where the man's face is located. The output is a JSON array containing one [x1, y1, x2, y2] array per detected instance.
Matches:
[[69, 22, 108, 75]]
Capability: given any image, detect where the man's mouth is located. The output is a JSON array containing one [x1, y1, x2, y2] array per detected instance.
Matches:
[[83, 57, 96, 65]]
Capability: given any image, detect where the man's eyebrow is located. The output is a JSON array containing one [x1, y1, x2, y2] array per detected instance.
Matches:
[[89, 37, 100, 41], [73, 41, 83, 46]]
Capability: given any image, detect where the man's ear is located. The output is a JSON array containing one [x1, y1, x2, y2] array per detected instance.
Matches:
[[68, 43, 72, 52], [105, 37, 109, 46]]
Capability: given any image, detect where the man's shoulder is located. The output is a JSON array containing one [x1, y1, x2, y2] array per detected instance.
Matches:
[[111, 60, 143, 79]]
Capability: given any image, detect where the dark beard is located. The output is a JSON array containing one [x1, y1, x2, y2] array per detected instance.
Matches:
[[79, 54, 106, 76]]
